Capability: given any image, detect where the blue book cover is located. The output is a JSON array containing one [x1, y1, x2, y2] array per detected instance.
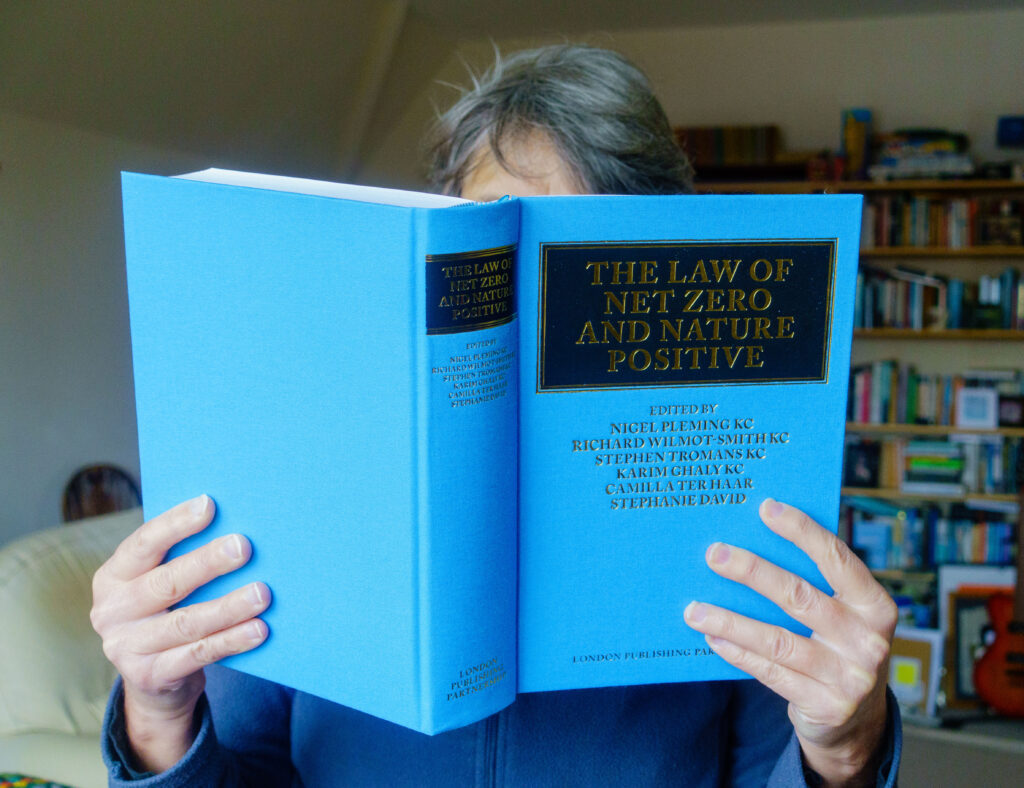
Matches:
[[122, 169, 861, 734], [515, 194, 859, 692]]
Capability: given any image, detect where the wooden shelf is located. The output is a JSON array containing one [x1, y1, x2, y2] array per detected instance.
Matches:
[[697, 178, 1024, 194], [846, 422, 1024, 437], [853, 328, 1024, 340], [860, 245, 1024, 258], [841, 486, 1018, 503], [871, 568, 937, 582], [903, 717, 1024, 756], [696, 180, 834, 194], [847, 421, 1024, 438], [847, 179, 1024, 193]]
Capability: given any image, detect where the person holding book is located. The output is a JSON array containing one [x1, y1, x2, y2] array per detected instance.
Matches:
[[93, 44, 901, 786]]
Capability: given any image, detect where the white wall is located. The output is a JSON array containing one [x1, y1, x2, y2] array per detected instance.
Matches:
[[364, 8, 1024, 186], [619, 8, 1024, 165], [0, 111, 204, 545]]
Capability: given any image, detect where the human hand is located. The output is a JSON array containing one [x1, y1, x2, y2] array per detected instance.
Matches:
[[90, 495, 270, 772], [683, 498, 897, 787]]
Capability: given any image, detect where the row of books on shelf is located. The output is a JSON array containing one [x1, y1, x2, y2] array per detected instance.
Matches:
[[844, 502, 1016, 570], [674, 124, 779, 166], [853, 265, 1023, 330], [860, 195, 1023, 249], [843, 436, 1021, 497], [847, 361, 1024, 427]]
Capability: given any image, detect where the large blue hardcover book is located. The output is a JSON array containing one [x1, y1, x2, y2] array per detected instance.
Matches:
[[122, 169, 862, 735]]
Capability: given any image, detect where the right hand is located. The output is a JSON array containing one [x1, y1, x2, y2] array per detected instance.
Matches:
[[90, 494, 271, 771]]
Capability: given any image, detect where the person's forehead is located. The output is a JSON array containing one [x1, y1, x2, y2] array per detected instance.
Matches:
[[460, 133, 583, 200]]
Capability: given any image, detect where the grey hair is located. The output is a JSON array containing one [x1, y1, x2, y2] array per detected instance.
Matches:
[[425, 44, 694, 196]]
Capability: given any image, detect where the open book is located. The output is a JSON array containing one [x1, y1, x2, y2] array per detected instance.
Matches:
[[122, 169, 862, 734]]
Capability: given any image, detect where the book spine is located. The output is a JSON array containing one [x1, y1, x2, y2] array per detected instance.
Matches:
[[948, 278, 963, 328], [413, 203, 520, 733], [1000, 267, 1019, 329]]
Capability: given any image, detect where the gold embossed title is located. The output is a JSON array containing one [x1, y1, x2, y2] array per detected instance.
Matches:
[[538, 242, 835, 391]]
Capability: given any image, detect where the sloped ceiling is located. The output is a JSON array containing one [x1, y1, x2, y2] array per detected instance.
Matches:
[[0, 1, 422, 177], [0, 0, 1019, 180]]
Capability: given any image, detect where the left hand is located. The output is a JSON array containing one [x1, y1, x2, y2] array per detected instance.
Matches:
[[683, 498, 897, 787]]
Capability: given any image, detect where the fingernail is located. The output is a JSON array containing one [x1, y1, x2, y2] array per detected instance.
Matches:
[[190, 494, 210, 516], [685, 601, 707, 623], [765, 498, 785, 518], [248, 619, 267, 642], [221, 534, 244, 560], [705, 634, 726, 648], [708, 542, 730, 565], [249, 582, 266, 606]]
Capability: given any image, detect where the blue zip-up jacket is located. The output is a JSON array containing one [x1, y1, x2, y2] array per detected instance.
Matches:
[[103, 665, 901, 786]]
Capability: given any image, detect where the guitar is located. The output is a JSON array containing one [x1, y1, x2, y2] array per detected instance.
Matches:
[[972, 443, 1024, 717]]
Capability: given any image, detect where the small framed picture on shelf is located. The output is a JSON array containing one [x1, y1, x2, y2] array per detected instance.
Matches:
[[843, 441, 880, 487], [980, 213, 1023, 246], [947, 591, 991, 707], [998, 394, 1024, 427], [937, 564, 1016, 711], [955, 387, 998, 429], [937, 564, 1017, 639], [890, 626, 944, 719]]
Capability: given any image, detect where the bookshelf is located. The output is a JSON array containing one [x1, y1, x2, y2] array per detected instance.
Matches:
[[839, 178, 1024, 543], [861, 246, 1024, 258], [698, 178, 1024, 194], [840, 487, 1018, 505], [846, 423, 1024, 438], [854, 328, 1024, 340]]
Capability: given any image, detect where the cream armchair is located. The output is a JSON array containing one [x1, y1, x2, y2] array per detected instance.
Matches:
[[0, 508, 142, 788]]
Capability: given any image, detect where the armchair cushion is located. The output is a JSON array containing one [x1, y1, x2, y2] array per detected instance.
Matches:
[[0, 508, 142, 787]]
